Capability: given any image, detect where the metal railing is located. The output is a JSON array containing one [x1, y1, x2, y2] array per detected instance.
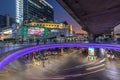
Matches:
[[0, 40, 119, 55]]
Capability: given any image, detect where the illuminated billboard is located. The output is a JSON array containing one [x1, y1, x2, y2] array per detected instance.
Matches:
[[88, 47, 95, 56], [28, 27, 45, 36], [21, 26, 49, 39], [50, 29, 64, 33]]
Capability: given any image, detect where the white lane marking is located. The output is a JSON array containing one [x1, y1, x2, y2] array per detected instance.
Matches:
[[95, 58, 106, 65], [81, 68, 105, 76], [28, 68, 105, 80], [86, 64, 105, 70], [62, 58, 106, 71], [62, 62, 95, 71]]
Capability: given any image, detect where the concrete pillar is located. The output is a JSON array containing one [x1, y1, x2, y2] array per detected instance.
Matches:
[[32, 52, 36, 63], [28, 53, 33, 63], [60, 48, 64, 56]]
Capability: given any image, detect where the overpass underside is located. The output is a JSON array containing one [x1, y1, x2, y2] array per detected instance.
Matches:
[[57, 0, 120, 34]]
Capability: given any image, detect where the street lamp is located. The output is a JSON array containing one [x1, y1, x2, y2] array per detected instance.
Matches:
[[1, 33, 4, 41]]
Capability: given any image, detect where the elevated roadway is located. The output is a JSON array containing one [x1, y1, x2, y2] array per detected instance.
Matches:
[[57, 0, 120, 34], [0, 43, 120, 70]]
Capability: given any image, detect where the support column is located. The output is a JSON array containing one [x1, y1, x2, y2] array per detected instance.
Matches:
[[60, 48, 64, 56], [61, 48, 64, 53], [32, 52, 36, 63]]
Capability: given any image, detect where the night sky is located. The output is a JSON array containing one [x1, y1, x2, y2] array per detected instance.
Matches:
[[0, 0, 86, 33]]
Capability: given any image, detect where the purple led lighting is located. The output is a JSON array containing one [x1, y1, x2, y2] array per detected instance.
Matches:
[[0, 43, 120, 70]]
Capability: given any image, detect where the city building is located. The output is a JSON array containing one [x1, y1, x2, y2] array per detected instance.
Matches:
[[28, 22, 65, 29], [0, 28, 12, 40], [16, 0, 54, 25], [0, 14, 15, 31], [66, 24, 73, 36], [27, 22, 73, 38], [19, 22, 73, 43], [0, 14, 15, 40]]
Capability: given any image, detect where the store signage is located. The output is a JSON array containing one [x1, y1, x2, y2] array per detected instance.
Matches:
[[50, 29, 64, 33], [88, 47, 95, 56], [21, 26, 49, 39]]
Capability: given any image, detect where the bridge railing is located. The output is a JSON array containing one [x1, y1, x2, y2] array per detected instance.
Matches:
[[0, 40, 119, 55]]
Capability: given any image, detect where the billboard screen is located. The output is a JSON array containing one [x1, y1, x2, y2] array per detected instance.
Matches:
[[21, 26, 49, 39], [50, 29, 64, 33], [88, 47, 95, 56], [28, 27, 45, 36]]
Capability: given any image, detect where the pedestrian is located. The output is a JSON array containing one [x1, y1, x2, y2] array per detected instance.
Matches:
[[42, 60, 45, 68]]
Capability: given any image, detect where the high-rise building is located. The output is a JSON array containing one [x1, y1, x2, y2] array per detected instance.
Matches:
[[16, 0, 54, 25], [0, 14, 15, 30]]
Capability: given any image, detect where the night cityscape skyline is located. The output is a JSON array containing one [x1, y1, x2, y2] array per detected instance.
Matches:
[[0, 0, 87, 34], [0, 0, 120, 80]]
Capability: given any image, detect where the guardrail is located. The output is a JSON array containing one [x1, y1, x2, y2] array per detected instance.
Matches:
[[0, 43, 120, 70], [0, 40, 119, 55], [0, 43, 36, 55]]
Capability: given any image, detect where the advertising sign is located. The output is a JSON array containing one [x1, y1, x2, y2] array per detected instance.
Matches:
[[21, 26, 49, 39], [28, 27, 45, 36], [88, 47, 95, 56], [50, 29, 64, 33]]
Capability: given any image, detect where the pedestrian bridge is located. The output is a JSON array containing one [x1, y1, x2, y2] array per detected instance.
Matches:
[[0, 43, 120, 70]]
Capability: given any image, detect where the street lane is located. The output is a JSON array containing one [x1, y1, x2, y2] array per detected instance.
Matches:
[[0, 49, 120, 80]]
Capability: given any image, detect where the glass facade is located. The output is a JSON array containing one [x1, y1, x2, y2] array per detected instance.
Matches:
[[0, 15, 7, 29], [16, 0, 23, 25], [16, 0, 54, 25]]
